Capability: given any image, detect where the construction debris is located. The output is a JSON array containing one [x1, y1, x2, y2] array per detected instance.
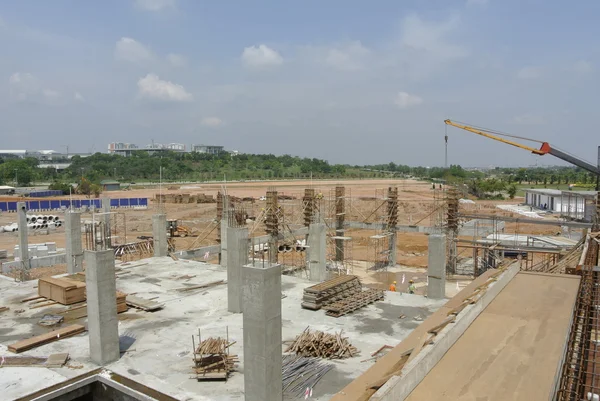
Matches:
[[8, 324, 86, 353], [0, 306, 9, 313], [192, 335, 237, 381], [282, 354, 334, 398], [176, 280, 226, 292], [325, 288, 385, 317], [126, 295, 164, 312], [301, 275, 362, 310], [285, 327, 358, 359], [0, 353, 69, 368], [38, 314, 64, 327]]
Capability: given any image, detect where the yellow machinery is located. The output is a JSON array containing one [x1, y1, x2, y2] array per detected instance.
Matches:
[[167, 219, 191, 238]]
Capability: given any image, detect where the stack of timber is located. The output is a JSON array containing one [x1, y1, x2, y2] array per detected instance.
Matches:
[[285, 328, 358, 359], [193, 337, 237, 380], [301, 275, 362, 310], [325, 288, 385, 318], [8, 325, 86, 353], [38, 276, 86, 305], [57, 291, 127, 320]]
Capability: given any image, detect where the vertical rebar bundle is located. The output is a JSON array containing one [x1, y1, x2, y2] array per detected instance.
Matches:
[[303, 188, 316, 227], [216, 191, 224, 243], [446, 187, 460, 275], [265, 187, 279, 263], [335, 186, 345, 262]]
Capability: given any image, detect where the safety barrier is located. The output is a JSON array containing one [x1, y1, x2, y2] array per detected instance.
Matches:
[[0, 198, 148, 212], [28, 190, 65, 198]]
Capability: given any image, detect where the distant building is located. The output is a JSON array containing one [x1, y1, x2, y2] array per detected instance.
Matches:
[[0, 150, 90, 170], [0, 186, 15, 195], [191, 144, 224, 155], [523, 188, 597, 222], [100, 180, 121, 191], [108, 142, 188, 156]]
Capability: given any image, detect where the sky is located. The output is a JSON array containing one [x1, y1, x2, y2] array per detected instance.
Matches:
[[0, 0, 599, 167]]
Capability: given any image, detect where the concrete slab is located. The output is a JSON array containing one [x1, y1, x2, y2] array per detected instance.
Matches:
[[0, 257, 446, 401], [404, 272, 580, 401]]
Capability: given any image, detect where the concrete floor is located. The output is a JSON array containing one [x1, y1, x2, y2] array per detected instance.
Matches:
[[405, 271, 580, 401], [0, 257, 446, 401]]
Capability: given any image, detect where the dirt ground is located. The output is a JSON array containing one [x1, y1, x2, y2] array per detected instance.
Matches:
[[0, 178, 561, 286]]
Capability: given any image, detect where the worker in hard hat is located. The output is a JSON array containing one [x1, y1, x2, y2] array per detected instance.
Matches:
[[408, 280, 416, 294], [389, 281, 397, 292]]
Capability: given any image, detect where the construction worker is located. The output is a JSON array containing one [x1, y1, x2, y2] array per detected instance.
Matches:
[[389, 281, 397, 292], [408, 280, 416, 294]]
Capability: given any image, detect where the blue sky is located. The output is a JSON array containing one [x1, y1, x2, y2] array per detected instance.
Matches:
[[1, 0, 599, 167]]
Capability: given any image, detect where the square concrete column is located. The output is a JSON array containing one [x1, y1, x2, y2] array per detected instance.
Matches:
[[220, 217, 228, 267], [227, 226, 248, 313], [242, 261, 282, 401], [65, 211, 84, 274], [389, 232, 397, 268], [17, 202, 30, 273], [152, 214, 168, 257], [427, 234, 446, 299], [85, 249, 120, 365], [308, 223, 327, 282]]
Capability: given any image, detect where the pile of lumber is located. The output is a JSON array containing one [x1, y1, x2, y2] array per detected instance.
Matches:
[[325, 288, 385, 318], [285, 328, 358, 359], [301, 275, 362, 310], [38, 276, 86, 305], [193, 337, 238, 380]]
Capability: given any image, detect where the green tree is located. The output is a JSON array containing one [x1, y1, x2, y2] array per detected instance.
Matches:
[[507, 184, 517, 199]]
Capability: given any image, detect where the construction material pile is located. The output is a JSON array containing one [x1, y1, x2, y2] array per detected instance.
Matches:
[[325, 288, 385, 318], [301, 275, 362, 310], [193, 337, 237, 380], [282, 354, 334, 398], [285, 328, 358, 359], [302, 275, 384, 317]]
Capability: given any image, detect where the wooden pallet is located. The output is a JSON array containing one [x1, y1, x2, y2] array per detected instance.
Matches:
[[325, 289, 385, 318]]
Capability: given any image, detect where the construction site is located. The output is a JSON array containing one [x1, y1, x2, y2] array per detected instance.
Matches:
[[1, 121, 600, 401]]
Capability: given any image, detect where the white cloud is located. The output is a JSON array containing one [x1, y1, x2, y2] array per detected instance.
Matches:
[[512, 113, 545, 125], [115, 37, 154, 63], [167, 53, 187, 67], [9, 72, 39, 101], [466, 0, 489, 5], [400, 14, 468, 62], [394, 91, 423, 109], [74, 92, 85, 102], [201, 117, 223, 127], [573, 60, 593, 74], [43, 89, 60, 99], [241, 44, 283, 69], [137, 73, 192, 102], [517, 66, 542, 79], [324, 42, 370, 71], [134, 0, 175, 11]]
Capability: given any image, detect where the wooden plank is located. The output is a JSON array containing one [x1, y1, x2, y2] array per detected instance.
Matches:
[[175, 280, 226, 292], [8, 324, 86, 353], [0, 353, 69, 368], [126, 295, 164, 312], [0, 306, 9, 313], [30, 301, 58, 309], [21, 295, 43, 303]]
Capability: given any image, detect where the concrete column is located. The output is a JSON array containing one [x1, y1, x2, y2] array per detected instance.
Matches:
[[101, 197, 111, 246], [227, 226, 248, 313], [65, 211, 84, 274], [220, 217, 228, 267], [85, 249, 119, 365], [242, 261, 282, 401], [389, 232, 397, 268], [427, 234, 446, 299], [152, 214, 168, 257], [17, 202, 30, 276], [308, 223, 327, 282]]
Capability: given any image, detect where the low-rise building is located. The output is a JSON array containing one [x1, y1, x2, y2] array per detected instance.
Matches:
[[100, 180, 121, 191], [523, 188, 597, 222], [191, 144, 224, 154]]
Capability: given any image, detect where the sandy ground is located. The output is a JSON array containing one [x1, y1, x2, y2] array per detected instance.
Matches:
[[0, 178, 560, 286]]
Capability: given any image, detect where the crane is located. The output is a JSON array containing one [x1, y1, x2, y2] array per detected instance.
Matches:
[[444, 119, 600, 178]]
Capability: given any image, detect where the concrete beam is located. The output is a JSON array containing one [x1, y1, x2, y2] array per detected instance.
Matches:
[[308, 223, 327, 282], [152, 214, 168, 257], [17, 202, 30, 275], [65, 211, 84, 274], [85, 249, 120, 365], [427, 234, 446, 299], [227, 226, 248, 313], [242, 261, 282, 401]]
